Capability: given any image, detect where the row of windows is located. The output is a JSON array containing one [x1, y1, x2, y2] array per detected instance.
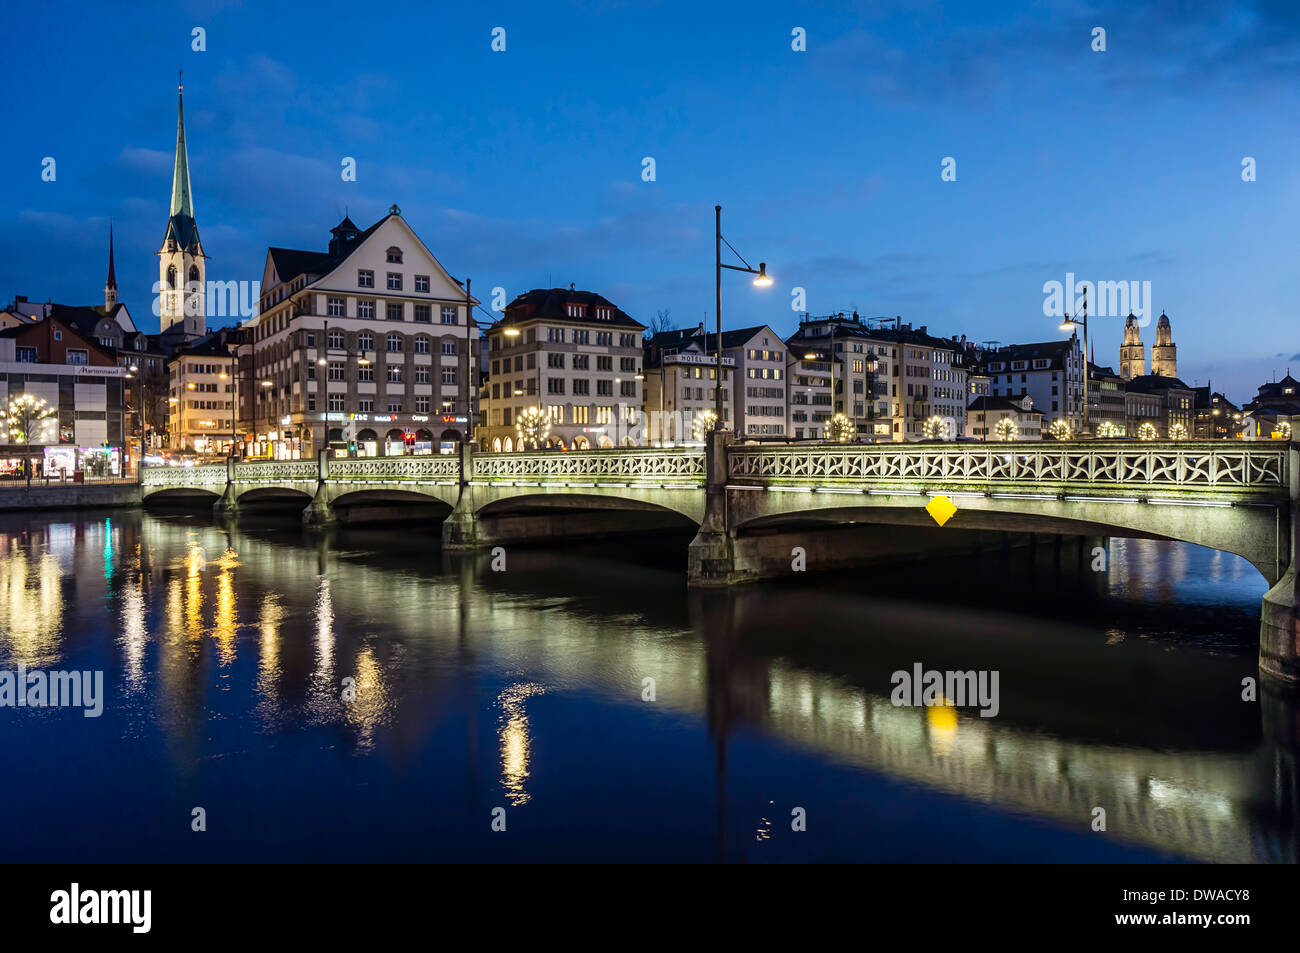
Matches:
[[15, 347, 89, 365], [327, 297, 456, 323], [307, 365, 458, 385], [304, 331, 460, 353], [356, 269, 433, 294], [311, 395, 437, 414]]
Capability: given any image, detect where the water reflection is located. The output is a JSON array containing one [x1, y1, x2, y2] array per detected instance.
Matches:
[[0, 510, 1294, 863], [497, 682, 544, 806]]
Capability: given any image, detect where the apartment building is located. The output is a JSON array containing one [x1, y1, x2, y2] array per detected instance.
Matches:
[[786, 346, 833, 439], [480, 287, 645, 450], [1088, 364, 1127, 436], [1126, 374, 1195, 437], [0, 314, 128, 476], [786, 313, 887, 439], [967, 394, 1044, 441], [721, 326, 786, 438], [643, 325, 735, 445], [239, 208, 479, 459], [976, 335, 1085, 434], [168, 333, 236, 454]]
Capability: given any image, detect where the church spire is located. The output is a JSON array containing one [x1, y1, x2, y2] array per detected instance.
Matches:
[[104, 221, 118, 310], [170, 72, 194, 220]]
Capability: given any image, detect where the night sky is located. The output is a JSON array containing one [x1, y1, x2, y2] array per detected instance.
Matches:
[[4, 0, 1299, 399]]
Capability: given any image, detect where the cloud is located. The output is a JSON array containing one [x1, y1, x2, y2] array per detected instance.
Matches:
[[816, 1, 1300, 106]]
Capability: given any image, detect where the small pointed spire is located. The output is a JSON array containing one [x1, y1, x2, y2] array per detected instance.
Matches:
[[170, 76, 194, 220], [106, 221, 117, 289]]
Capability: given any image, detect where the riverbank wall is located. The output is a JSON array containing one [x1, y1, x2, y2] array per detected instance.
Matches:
[[0, 482, 143, 512]]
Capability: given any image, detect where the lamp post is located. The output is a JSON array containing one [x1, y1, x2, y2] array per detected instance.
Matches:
[[1058, 286, 1090, 437], [714, 204, 772, 433]]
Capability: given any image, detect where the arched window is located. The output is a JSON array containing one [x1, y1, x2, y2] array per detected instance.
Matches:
[[503, 436, 513, 452], [492, 437, 501, 452], [358, 331, 374, 351], [188, 265, 200, 284], [386, 334, 403, 352], [385, 246, 403, 263], [166, 265, 177, 289]]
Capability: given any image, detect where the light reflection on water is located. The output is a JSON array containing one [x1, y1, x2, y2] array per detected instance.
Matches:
[[0, 509, 1294, 864]]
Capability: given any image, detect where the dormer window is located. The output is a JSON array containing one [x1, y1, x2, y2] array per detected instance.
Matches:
[[386, 247, 403, 263], [567, 303, 585, 318]]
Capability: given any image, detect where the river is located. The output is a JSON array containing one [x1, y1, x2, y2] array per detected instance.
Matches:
[[0, 509, 1294, 863]]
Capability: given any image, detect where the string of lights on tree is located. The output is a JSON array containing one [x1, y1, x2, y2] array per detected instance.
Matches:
[[691, 409, 717, 442], [828, 413, 855, 443], [7, 393, 55, 444], [922, 415, 952, 440], [515, 406, 550, 449]]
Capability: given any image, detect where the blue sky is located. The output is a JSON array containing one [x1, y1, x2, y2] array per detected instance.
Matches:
[[3, 0, 1299, 400]]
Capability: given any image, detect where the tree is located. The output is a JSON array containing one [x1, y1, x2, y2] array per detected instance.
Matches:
[[1047, 419, 1072, 441], [515, 406, 550, 449], [691, 409, 717, 442], [993, 418, 1019, 441], [7, 394, 56, 485], [644, 308, 675, 339], [829, 413, 855, 443]]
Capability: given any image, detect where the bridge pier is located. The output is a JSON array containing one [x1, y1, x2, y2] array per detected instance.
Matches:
[[211, 457, 239, 518], [441, 487, 482, 550], [687, 432, 738, 587], [302, 450, 337, 528], [1260, 446, 1299, 687]]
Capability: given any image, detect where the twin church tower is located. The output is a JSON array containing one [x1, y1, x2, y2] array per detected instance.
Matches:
[[1120, 311, 1177, 380], [104, 76, 206, 338]]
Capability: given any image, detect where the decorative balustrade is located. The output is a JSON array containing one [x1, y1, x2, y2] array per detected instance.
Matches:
[[232, 460, 319, 483], [728, 441, 1289, 497], [141, 442, 1289, 499], [328, 456, 460, 482], [471, 448, 705, 484], [141, 463, 227, 487]]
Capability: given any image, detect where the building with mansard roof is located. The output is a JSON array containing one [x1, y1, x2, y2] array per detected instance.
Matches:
[[482, 286, 646, 450]]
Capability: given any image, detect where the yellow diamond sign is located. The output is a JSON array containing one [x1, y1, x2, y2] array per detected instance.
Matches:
[[926, 495, 957, 527]]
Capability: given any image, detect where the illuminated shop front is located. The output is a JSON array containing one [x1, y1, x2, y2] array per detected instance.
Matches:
[[40, 446, 122, 478]]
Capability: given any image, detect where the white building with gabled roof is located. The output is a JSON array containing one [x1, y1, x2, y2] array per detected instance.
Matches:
[[238, 206, 479, 459]]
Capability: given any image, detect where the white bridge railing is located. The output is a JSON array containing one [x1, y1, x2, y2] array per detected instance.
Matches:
[[728, 441, 1290, 497], [141, 463, 227, 487], [471, 448, 705, 484], [140, 442, 1289, 498]]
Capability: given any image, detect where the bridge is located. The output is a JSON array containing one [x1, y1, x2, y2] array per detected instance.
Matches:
[[142, 436, 1298, 685]]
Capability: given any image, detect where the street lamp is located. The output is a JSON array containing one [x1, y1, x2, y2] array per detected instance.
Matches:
[[715, 204, 773, 432], [1057, 286, 1090, 437]]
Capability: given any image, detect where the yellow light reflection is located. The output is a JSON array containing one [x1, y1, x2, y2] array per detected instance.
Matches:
[[184, 544, 204, 643], [120, 565, 147, 690], [213, 566, 237, 668], [497, 682, 545, 806], [926, 697, 959, 756], [344, 646, 389, 752], [0, 550, 65, 666], [314, 576, 334, 678]]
